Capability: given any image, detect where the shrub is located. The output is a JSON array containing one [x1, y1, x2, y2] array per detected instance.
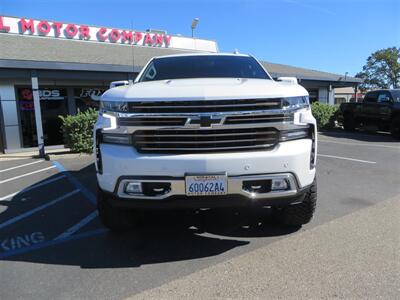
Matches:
[[311, 102, 339, 130], [59, 108, 98, 153]]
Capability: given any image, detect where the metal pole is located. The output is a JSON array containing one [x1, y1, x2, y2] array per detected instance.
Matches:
[[354, 84, 358, 102], [191, 28, 194, 37], [31, 70, 45, 158]]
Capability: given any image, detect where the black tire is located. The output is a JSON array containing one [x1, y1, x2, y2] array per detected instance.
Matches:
[[279, 179, 317, 226], [343, 113, 356, 131], [390, 116, 400, 139], [97, 187, 136, 231]]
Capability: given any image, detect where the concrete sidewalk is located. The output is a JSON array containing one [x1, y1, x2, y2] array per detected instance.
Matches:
[[129, 196, 400, 299]]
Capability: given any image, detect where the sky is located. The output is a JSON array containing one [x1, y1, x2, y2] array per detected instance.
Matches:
[[0, 0, 399, 77]]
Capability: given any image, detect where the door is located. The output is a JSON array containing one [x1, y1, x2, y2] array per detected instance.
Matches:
[[361, 91, 379, 123], [375, 91, 393, 123], [17, 87, 68, 148]]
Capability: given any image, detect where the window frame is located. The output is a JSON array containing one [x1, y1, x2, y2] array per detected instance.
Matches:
[[363, 91, 378, 103]]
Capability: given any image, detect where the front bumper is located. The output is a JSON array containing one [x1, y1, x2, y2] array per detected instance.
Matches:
[[100, 183, 311, 209], [96, 138, 315, 208]]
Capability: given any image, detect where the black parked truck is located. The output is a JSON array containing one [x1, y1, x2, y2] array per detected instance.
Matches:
[[339, 89, 400, 138]]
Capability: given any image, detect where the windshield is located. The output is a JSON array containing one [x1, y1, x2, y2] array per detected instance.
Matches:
[[139, 55, 271, 82]]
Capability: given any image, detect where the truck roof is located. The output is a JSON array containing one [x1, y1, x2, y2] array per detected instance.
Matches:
[[367, 89, 400, 93], [153, 52, 251, 60]]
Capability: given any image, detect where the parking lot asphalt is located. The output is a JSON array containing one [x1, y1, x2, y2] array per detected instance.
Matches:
[[0, 130, 399, 300]]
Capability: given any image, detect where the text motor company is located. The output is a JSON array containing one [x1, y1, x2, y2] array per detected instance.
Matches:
[[0, 16, 172, 46]]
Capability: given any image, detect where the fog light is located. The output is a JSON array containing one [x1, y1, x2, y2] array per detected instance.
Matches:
[[124, 182, 142, 194], [271, 179, 289, 191]]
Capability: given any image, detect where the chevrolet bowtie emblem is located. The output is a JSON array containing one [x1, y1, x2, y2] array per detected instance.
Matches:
[[187, 115, 223, 128]]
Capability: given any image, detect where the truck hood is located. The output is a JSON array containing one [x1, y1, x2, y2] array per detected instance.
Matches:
[[101, 78, 308, 101]]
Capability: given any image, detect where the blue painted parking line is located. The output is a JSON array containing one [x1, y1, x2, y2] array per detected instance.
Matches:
[[52, 161, 96, 205], [54, 211, 99, 240], [0, 189, 80, 230], [0, 228, 108, 259]]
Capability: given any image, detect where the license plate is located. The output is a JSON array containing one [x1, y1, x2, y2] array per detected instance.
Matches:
[[185, 174, 227, 196]]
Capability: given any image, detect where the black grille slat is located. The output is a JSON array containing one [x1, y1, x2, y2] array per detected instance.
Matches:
[[225, 114, 292, 124], [133, 128, 279, 153], [118, 117, 186, 126], [128, 98, 282, 113]]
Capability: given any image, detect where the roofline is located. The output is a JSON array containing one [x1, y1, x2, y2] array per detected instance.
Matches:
[[0, 57, 363, 84], [262, 62, 362, 84], [268, 72, 362, 83]]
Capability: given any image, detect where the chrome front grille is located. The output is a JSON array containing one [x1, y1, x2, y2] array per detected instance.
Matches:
[[115, 98, 295, 154], [133, 128, 280, 153], [128, 98, 282, 114]]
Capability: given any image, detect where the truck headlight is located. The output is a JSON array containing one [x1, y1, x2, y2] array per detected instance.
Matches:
[[282, 96, 309, 110], [101, 133, 132, 145], [279, 127, 310, 141], [100, 101, 128, 112]]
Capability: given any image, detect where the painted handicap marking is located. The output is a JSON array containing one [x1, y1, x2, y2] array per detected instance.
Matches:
[[52, 161, 96, 205], [0, 198, 100, 259], [0, 228, 108, 259], [0, 189, 80, 230], [0, 175, 77, 224], [1, 231, 45, 252], [0, 160, 103, 259], [55, 211, 98, 240], [0, 174, 67, 201]]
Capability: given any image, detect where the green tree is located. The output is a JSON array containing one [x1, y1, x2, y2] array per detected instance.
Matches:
[[356, 47, 400, 91]]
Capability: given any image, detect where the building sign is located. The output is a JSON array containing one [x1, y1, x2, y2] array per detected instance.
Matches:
[[18, 88, 67, 111], [0, 16, 171, 46], [74, 87, 106, 111], [0, 15, 218, 52]]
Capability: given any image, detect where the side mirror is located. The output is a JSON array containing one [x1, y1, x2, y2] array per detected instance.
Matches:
[[110, 80, 129, 88], [277, 77, 298, 84]]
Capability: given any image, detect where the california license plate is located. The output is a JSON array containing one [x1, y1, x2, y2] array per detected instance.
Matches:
[[185, 174, 227, 196]]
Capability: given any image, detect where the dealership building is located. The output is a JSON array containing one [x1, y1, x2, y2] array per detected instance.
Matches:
[[0, 15, 361, 153]]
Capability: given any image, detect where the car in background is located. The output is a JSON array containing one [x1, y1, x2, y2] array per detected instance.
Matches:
[[339, 89, 400, 138]]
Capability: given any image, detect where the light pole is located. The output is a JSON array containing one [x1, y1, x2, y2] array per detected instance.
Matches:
[[191, 18, 199, 38]]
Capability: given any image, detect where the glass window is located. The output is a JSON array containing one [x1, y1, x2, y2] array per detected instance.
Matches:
[[377, 91, 392, 103], [74, 88, 106, 112], [307, 89, 318, 103], [391, 90, 400, 102], [363, 91, 378, 103], [139, 55, 271, 82], [17, 87, 68, 147]]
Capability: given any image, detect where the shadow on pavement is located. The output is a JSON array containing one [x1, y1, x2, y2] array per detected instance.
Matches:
[[0, 161, 300, 269], [320, 128, 398, 143]]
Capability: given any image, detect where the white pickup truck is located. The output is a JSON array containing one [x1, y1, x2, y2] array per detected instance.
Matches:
[[94, 53, 317, 231]]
